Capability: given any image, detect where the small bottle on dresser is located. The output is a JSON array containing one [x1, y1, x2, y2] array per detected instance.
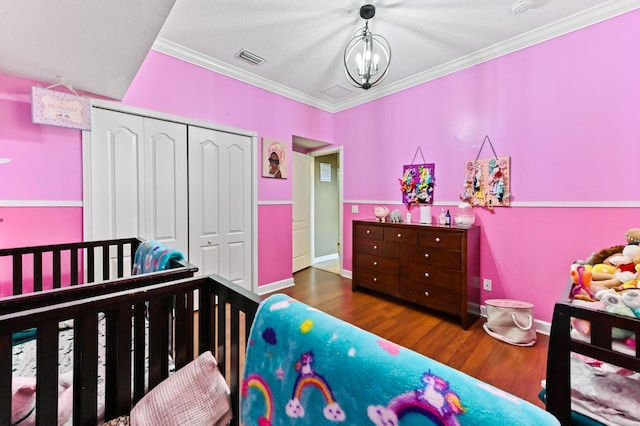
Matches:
[[445, 209, 451, 226]]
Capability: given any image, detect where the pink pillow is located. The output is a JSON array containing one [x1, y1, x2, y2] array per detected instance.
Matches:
[[130, 351, 232, 426], [11, 376, 73, 426]]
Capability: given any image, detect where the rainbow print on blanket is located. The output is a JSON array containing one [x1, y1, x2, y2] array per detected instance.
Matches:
[[241, 294, 559, 426], [132, 240, 184, 275]]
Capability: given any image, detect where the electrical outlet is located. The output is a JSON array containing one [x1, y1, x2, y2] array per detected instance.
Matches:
[[352, 205, 359, 214], [483, 278, 492, 291]]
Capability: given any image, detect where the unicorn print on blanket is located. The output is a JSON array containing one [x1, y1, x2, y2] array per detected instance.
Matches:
[[368, 371, 465, 426], [286, 351, 346, 422]]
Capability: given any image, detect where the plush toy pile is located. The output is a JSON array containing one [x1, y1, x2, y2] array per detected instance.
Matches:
[[570, 228, 640, 348]]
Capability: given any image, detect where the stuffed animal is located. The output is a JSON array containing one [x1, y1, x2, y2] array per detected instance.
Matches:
[[596, 289, 637, 339], [11, 373, 73, 426], [374, 206, 389, 222], [570, 264, 595, 301], [586, 229, 640, 292], [389, 209, 403, 223]]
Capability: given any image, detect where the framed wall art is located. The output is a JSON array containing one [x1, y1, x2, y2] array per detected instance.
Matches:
[[262, 138, 287, 179], [400, 163, 435, 206]]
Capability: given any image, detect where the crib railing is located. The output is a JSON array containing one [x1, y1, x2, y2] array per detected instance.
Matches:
[[0, 274, 260, 425]]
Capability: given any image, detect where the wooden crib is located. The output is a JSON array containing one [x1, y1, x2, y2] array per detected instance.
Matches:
[[1, 273, 261, 425]]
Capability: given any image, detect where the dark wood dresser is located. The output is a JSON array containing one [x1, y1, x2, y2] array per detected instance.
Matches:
[[352, 219, 481, 329]]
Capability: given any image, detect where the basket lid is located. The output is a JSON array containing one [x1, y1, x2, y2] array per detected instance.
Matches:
[[485, 299, 533, 309]]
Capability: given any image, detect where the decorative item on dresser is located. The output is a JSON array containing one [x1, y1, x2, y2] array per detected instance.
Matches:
[[352, 220, 481, 329]]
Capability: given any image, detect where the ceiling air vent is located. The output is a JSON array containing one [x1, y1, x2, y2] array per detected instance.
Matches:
[[236, 49, 266, 65]]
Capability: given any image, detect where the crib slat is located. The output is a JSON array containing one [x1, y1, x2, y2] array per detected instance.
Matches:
[[36, 322, 60, 426], [104, 307, 133, 420], [133, 303, 147, 403], [117, 242, 124, 278], [216, 297, 227, 370], [198, 289, 212, 355], [12, 254, 22, 295], [174, 291, 194, 368], [148, 297, 171, 390], [87, 246, 95, 283], [74, 313, 99, 425], [53, 249, 62, 288], [70, 248, 78, 286], [229, 304, 241, 426], [33, 252, 43, 292], [0, 333, 11, 426], [102, 243, 110, 281]]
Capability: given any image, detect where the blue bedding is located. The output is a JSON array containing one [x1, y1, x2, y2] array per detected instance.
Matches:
[[241, 294, 559, 425]]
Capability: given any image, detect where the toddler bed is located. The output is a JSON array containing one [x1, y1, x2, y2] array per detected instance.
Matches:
[[545, 230, 640, 426], [2, 273, 261, 425]]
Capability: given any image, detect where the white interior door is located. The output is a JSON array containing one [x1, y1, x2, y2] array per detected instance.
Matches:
[[143, 118, 188, 256], [188, 126, 252, 290], [84, 108, 188, 278], [292, 151, 313, 272]]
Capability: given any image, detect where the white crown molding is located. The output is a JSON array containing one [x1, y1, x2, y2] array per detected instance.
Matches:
[[153, 1, 640, 113]]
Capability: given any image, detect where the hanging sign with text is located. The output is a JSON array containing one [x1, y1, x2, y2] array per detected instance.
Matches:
[[31, 86, 91, 130]]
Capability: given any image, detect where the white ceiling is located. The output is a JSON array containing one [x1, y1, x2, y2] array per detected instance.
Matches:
[[1, 0, 639, 113]]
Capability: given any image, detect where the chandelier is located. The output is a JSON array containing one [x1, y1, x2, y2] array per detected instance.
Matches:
[[343, 4, 391, 90]]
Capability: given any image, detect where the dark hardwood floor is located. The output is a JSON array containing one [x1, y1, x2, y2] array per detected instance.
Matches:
[[264, 266, 549, 410]]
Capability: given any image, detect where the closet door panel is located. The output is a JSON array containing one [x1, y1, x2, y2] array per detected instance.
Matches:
[[188, 126, 252, 290], [86, 109, 144, 280], [143, 118, 188, 257]]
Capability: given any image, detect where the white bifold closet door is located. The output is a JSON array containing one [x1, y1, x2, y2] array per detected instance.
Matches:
[[188, 126, 252, 290], [85, 108, 188, 279]]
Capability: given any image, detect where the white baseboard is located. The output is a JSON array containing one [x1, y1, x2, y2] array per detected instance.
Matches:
[[256, 277, 295, 295], [341, 270, 352, 279], [313, 253, 339, 264]]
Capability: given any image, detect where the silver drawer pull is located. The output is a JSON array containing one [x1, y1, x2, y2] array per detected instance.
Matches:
[[373, 261, 378, 266], [207, 240, 212, 245], [424, 253, 429, 258], [424, 291, 430, 297], [373, 245, 378, 249], [435, 237, 441, 243], [397, 233, 402, 238], [424, 272, 430, 278], [373, 277, 378, 282], [366, 230, 371, 234]]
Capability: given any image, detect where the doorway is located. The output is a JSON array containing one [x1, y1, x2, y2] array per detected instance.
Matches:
[[291, 140, 343, 276]]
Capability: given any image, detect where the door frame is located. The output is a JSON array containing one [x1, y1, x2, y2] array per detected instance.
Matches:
[[310, 146, 344, 275], [82, 98, 259, 292]]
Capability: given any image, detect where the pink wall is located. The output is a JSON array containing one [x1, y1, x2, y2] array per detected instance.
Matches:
[[0, 74, 83, 201], [338, 10, 640, 322], [2, 10, 640, 321]]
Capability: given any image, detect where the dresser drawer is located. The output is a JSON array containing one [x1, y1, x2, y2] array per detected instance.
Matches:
[[355, 253, 399, 275], [354, 238, 399, 258], [399, 280, 461, 316], [384, 227, 418, 244], [418, 229, 462, 250], [400, 263, 462, 289], [401, 246, 462, 270], [354, 223, 383, 240], [354, 269, 399, 295]]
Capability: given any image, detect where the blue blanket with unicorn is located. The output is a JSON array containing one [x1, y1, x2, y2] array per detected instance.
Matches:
[[132, 240, 184, 275], [241, 294, 559, 426]]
